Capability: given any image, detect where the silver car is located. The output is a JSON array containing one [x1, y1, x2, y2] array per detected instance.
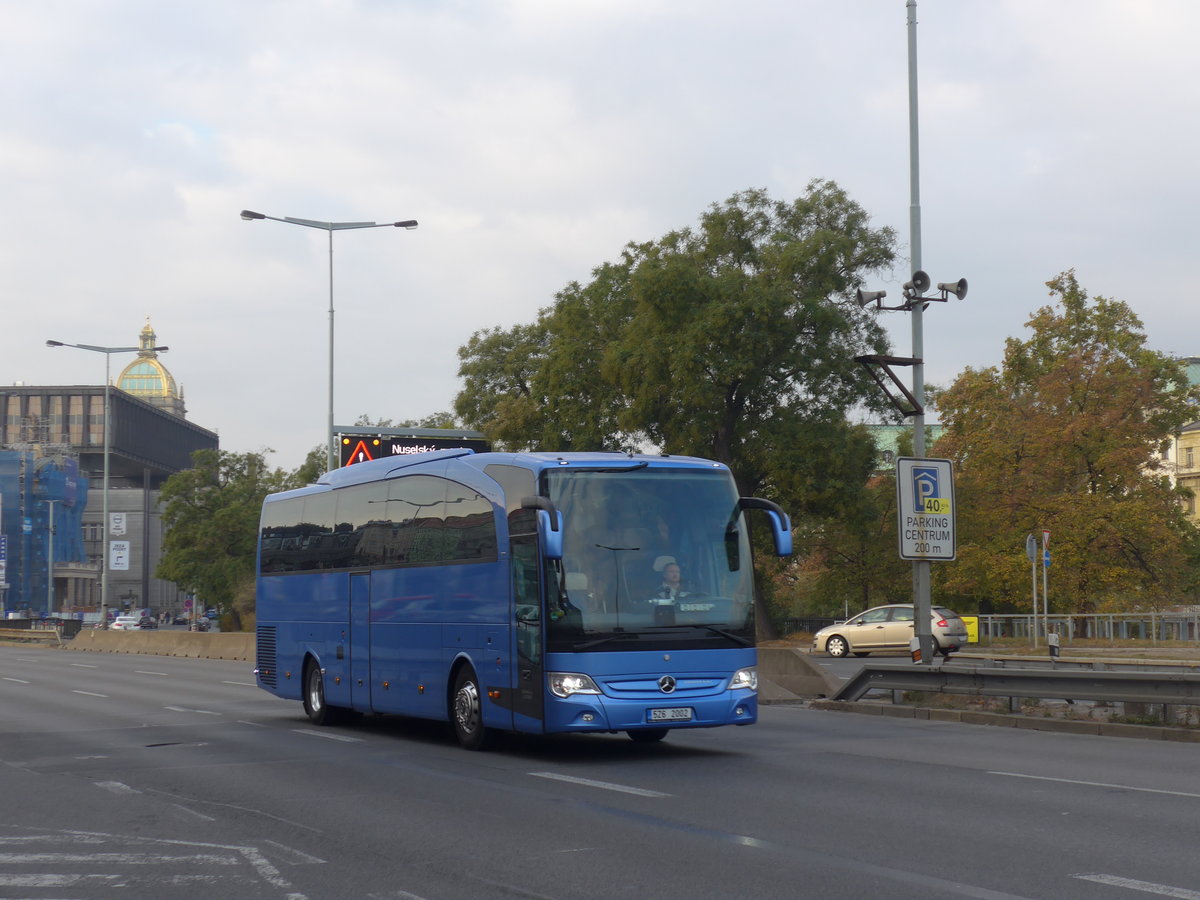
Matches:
[[812, 604, 968, 658]]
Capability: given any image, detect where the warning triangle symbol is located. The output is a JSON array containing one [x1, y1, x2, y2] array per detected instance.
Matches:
[[347, 440, 375, 465]]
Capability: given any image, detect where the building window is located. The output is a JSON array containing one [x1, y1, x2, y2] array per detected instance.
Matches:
[[1188, 448, 1195, 469]]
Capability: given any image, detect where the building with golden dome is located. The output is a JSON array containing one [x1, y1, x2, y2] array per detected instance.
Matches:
[[1, 323, 217, 620], [115, 320, 185, 417]]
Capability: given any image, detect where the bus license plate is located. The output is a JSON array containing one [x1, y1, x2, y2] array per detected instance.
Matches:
[[648, 707, 692, 722]]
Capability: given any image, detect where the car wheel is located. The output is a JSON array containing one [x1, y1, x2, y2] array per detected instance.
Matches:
[[628, 728, 669, 744], [826, 635, 850, 658], [452, 667, 489, 751]]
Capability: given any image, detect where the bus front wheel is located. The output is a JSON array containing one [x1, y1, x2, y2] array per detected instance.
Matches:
[[452, 667, 489, 751], [303, 660, 340, 726]]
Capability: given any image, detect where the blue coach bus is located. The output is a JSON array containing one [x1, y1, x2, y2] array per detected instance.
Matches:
[[255, 449, 791, 749]]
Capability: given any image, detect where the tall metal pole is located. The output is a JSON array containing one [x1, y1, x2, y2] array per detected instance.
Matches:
[[328, 228, 336, 472], [239, 211, 418, 474], [101, 353, 111, 627], [907, 0, 933, 663], [46, 340, 165, 627]]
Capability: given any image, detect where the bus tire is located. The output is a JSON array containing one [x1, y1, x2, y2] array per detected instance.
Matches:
[[303, 659, 342, 726], [451, 666, 489, 751]]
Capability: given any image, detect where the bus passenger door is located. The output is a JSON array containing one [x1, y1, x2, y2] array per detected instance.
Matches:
[[349, 572, 371, 712], [511, 535, 544, 728]]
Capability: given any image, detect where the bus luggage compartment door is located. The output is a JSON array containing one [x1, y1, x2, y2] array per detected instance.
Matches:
[[350, 573, 371, 711]]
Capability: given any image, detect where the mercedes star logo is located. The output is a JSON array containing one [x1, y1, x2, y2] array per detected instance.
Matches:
[[658, 675, 677, 694]]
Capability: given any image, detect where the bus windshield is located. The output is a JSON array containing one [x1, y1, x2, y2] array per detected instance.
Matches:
[[544, 466, 755, 651]]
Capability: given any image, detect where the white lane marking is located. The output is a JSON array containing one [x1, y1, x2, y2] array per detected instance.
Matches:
[[3, 677, 30, 684], [1073, 874, 1200, 898], [171, 803, 217, 822], [237, 845, 297, 891], [529, 771, 670, 798], [136, 670, 170, 676], [95, 781, 140, 795], [223, 680, 256, 686], [990, 771, 1200, 800], [293, 729, 364, 743], [261, 840, 327, 865], [0, 852, 239, 865], [70, 663, 98, 668], [0, 872, 120, 885], [72, 690, 107, 698], [164, 705, 221, 715]]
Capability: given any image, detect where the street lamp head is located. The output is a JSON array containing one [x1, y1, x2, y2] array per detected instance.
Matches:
[[152, 346, 169, 353], [46, 340, 64, 347], [240, 209, 266, 221], [393, 220, 419, 230]]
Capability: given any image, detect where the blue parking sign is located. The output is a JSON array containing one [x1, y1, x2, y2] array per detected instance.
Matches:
[[896, 458, 956, 561]]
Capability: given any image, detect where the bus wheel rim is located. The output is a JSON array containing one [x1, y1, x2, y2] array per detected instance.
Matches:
[[455, 680, 480, 734], [307, 667, 323, 713]]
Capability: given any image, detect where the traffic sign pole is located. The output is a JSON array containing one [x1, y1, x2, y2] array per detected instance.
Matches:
[[1041, 531, 1050, 641]]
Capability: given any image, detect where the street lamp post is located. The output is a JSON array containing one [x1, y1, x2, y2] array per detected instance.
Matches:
[[46, 340, 168, 627], [239, 210, 418, 472]]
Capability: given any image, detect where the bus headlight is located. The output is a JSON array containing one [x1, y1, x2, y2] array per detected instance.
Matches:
[[728, 667, 757, 691], [548, 672, 601, 698]]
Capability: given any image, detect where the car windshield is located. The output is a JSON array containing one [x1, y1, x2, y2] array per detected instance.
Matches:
[[543, 467, 755, 651]]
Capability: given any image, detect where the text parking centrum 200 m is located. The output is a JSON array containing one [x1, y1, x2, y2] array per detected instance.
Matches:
[[254, 449, 791, 749]]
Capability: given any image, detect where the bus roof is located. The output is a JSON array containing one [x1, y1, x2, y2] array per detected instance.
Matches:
[[307, 449, 730, 492]]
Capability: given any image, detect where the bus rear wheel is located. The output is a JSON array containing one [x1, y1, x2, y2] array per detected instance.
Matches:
[[452, 667, 489, 751]]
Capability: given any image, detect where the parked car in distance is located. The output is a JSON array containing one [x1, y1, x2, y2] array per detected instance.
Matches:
[[173, 613, 189, 625], [812, 604, 968, 658], [110, 615, 142, 631], [136, 616, 157, 629]]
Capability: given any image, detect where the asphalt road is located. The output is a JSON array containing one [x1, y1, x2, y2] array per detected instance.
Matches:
[[3, 645, 1200, 899]]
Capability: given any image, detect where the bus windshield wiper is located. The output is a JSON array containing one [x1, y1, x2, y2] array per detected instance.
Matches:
[[645, 624, 752, 647], [573, 631, 634, 651]]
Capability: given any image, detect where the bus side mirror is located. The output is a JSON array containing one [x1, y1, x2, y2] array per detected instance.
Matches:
[[537, 509, 563, 560], [521, 496, 563, 560], [739, 497, 793, 556]]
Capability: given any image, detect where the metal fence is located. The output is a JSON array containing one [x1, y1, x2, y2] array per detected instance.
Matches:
[[973, 613, 1200, 644]]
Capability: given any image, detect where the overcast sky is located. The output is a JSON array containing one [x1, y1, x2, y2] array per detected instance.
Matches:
[[4, 1, 1196, 471]]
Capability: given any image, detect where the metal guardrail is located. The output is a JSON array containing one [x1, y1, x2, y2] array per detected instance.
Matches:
[[832, 656, 1200, 708]]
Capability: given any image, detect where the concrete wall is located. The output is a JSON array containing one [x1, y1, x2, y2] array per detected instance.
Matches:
[[69, 629, 255, 661]]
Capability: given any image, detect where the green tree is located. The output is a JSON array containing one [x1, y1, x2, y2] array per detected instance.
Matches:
[[457, 182, 900, 634], [156, 449, 301, 630], [933, 271, 1200, 612], [458, 182, 897, 489], [351, 413, 460, 429]]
